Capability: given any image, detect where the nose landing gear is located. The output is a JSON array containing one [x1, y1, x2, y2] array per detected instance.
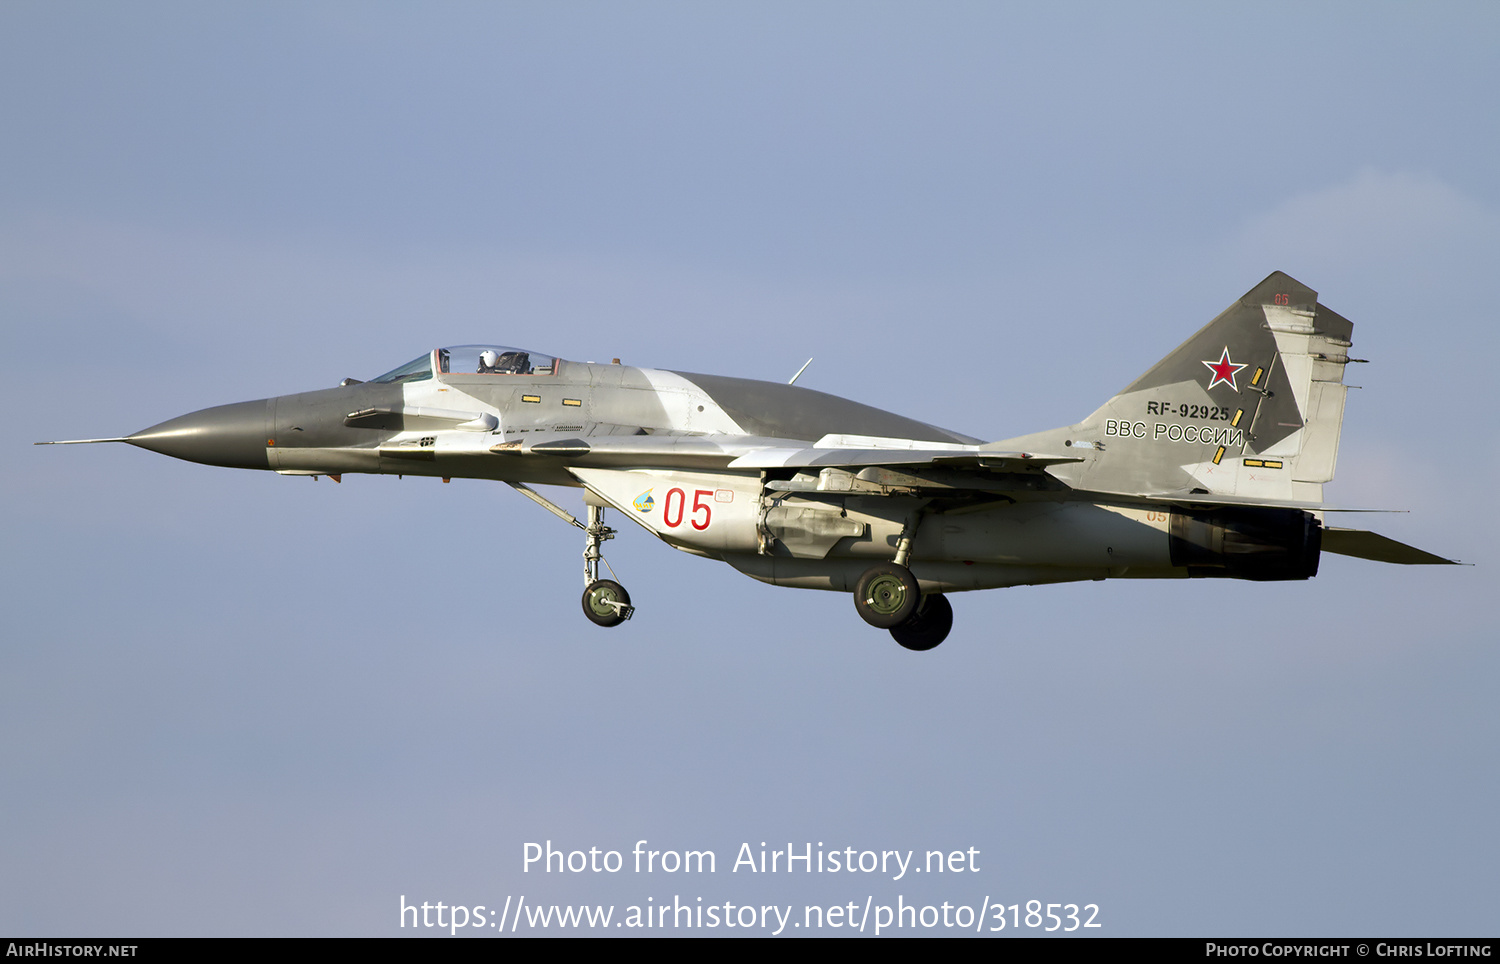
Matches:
[[581, 504, 633, 627], [506, 482, 634, 628]]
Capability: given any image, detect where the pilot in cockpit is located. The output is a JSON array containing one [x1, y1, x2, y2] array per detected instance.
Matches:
[[477, 349, 533, 375]]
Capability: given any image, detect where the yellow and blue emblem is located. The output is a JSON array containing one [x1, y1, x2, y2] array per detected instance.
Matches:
[[632, 489, 655, 513]]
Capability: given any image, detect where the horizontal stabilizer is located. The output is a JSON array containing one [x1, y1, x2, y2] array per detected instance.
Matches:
[[1086, 489, 1328, 512], [1321, 528, 1460, 565]]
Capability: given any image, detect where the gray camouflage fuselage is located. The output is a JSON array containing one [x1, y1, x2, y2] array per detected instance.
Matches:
[[51, 273, 1454, 648]]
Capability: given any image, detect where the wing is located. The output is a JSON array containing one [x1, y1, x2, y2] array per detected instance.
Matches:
[[493, 431, 1081, 488], [727, 433, 1082, 472]]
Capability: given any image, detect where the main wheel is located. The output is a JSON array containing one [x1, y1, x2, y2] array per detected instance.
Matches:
[[890, 593, 953, 651], [853, 563, 920, 628], [581, 579, 631, 627]]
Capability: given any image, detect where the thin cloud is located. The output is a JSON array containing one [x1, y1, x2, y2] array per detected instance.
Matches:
[[1231, 169, 1496, 274]]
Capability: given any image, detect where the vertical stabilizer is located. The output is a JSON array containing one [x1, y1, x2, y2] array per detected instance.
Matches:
[[998, 272, 1358, 502]]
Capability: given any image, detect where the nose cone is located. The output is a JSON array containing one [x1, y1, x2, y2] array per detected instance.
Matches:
[[127, 398, 272, 470]]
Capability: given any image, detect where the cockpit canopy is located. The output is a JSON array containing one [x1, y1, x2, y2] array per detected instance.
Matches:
[[370, 345, 560, 384]]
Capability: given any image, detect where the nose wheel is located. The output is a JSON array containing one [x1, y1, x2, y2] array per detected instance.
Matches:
[[582, 579, 633, 627]]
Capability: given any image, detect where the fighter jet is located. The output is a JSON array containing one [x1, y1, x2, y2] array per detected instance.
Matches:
[[40, 272, 1455, 649]]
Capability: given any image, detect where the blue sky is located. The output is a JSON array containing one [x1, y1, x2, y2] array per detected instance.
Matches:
[[2, 2, 1496, 936]]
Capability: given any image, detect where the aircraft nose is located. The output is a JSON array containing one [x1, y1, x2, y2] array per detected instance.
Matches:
[[127, 399, 272, 470]]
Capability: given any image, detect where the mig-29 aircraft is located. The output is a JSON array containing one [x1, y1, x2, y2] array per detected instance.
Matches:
[[41, 272, 1454, 650]]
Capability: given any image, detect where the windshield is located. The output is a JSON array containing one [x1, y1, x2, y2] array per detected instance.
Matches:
[[370, 353, 433, 384]]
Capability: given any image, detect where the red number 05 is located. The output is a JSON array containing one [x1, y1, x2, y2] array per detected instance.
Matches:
[[663, 488, 713, 530]]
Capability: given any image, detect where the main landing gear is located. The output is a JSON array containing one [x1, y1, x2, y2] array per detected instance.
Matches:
[[854, 562, 919, 628], [851, 511, 951, 650], [889, 592, 952, 651], [853, 562, 953, 650]]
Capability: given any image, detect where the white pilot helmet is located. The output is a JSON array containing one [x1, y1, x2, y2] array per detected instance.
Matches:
[[479, 350, 499, 370]]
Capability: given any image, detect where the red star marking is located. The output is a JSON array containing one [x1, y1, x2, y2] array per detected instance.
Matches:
[[1202, 347, 1247, 391]]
